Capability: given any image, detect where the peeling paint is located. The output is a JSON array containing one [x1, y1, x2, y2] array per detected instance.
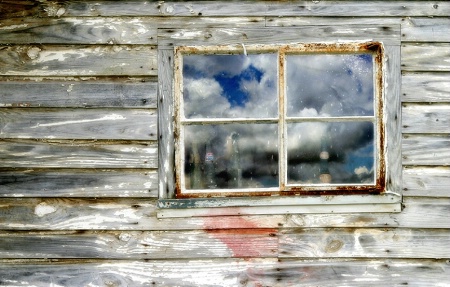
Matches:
[[34, 203, 57, 217], [30, 114, 126, 128]]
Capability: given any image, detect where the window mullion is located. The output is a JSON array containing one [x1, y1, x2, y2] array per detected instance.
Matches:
[[279, 50, 286, 191]]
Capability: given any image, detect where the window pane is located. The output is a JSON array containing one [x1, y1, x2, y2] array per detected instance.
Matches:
[[287, 122, 375, 185], [183, 54, 278, 119], [286, 54, 374, 117], [184, 123, 278, 189]]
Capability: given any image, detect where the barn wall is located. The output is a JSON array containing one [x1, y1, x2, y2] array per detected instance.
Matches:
[[0, 1, 449, 286]]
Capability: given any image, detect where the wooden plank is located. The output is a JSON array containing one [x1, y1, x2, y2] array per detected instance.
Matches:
[[402, 135, 450, 166], [29, 1, 450, 17], [0, 17, 264, 45], [402, 104, 450, 133], [279, 228, 450, 259], [54, 1, 267, 17], [0, 77, 157, 108], [402, 73, 450, 103], [384, 45, 403, 196], [158, 49, 175, 199], [0, 197, 447, 230], [0, 170, 158, 197], [0, 228, 447, 259], [3, 1, 450, 18], [0, 230, 278, 259], [266, 16, 401, 27], [0, 18, 156, 45], [158, 26, 401, 49], [265, 2, 450, 17], [0, 140, 157, 169], [0, 259, 447, 287], [403, 167, 450, 197], [0, 45, 157, 76], [402, 17, 450, 42], [0, 109, 157, 140], [402, 43, 450, 72]]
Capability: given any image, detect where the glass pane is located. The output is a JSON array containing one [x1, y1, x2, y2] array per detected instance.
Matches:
[[286, 54, 374, 117], [183, 54, 278, 119], [287, 122, 375, 185], [184, 124, 278, 189]]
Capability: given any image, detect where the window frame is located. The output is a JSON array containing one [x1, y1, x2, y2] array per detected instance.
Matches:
[[157, 26, 402, 218]]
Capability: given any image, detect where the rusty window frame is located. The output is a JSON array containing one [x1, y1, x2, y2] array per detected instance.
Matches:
[[157, 26, 402, 217], [173, 43, 384, 197]]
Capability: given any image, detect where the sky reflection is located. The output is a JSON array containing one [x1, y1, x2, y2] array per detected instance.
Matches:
[[182, 52, 376, 189]]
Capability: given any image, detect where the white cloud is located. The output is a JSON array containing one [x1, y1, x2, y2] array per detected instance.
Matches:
[[354, 166, 370, 175]]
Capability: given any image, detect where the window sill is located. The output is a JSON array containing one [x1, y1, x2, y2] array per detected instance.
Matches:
[[157, 193, 401, 218]]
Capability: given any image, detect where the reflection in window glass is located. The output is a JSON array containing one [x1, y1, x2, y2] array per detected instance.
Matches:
[[177, 45, 381, 194], [184, 124, 278, 189], [286, 54, 374, 117], [286, 122, 375, 184], [183, 54, 278, 119]]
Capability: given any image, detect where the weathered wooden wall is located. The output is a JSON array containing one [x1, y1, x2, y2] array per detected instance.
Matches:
[[0, 1, 449, 286]]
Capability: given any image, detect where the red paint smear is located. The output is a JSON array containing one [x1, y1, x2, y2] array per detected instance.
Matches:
[[203, 210, 278, 258]]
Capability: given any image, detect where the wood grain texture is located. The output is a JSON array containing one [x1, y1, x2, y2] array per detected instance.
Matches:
[[24, 1, 450, 17], [402, 104, 450, 133], [402, 43, 450, 72], [403, 167, 450, 197], [0, 170, 158, 197], [0, 230, 277, 259], [265, 2, 450, 17], [0, 259, 447, 287], [0, 17, 264, 45], [0, 197, 447, 230], [49, 1, 267, 17], [402, 135, 450, 166], [158, 26, 401, 49], [384, 45, 402, 196], [0, 140, 157, 169], [266, 16, 401, 27], [0, 18, 157, 45], [158, 49, 175, 199], [402, 73, 450, 102], [0, 77, 157, 108], [0, 228, 448, 259], [401, 17, 450, 42], [0, 108, 157, 140], [279, 228, 450, 259], [0, 45, 157, 76]]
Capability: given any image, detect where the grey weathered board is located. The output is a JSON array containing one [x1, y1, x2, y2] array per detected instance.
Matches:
[[0, 197, 448, 230], [0, 228, 448, 259], [0, 259, 447, 287], [0, 17, 265, 45], [0, 109, 157, 140], [0, 170, 158, 197], [0, 140, 157, 168], [0, 45, 157, 76], [5, 1, 448, 17], [0, 77, 157, 108]]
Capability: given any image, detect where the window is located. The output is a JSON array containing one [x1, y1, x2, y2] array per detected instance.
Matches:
[[158, 26, 401, 217]]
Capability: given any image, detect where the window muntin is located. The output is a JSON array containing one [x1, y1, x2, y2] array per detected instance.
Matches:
[[175, 43, 384, 197]]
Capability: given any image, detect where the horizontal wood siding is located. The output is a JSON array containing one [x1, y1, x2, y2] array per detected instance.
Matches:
[[0, 259, 448, 287], [0, 77, 157, 108], [0, 1, 449, 286]]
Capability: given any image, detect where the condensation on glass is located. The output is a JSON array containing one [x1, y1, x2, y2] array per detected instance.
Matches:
[[174, 43, 384, 197]]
